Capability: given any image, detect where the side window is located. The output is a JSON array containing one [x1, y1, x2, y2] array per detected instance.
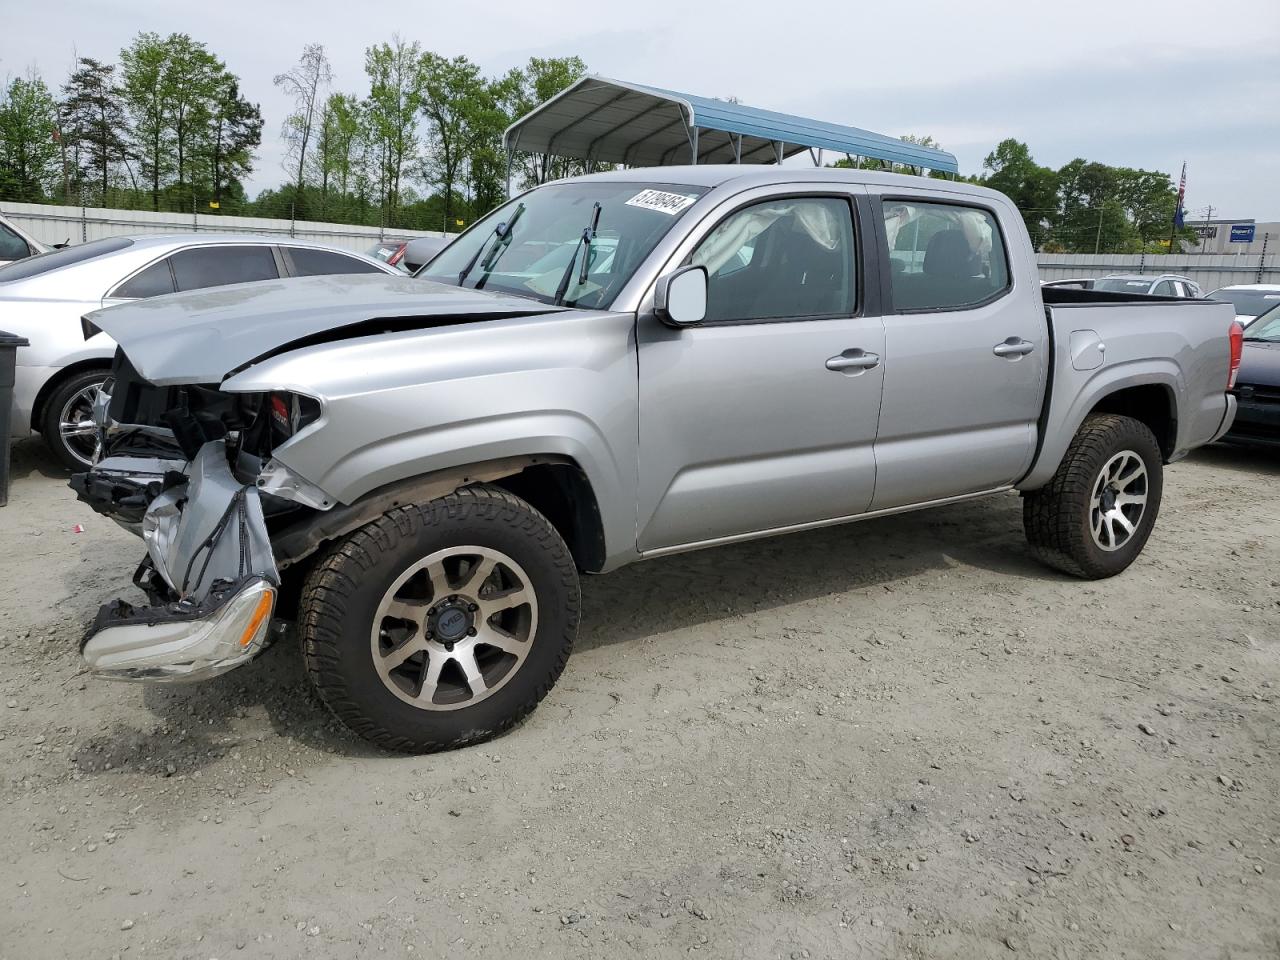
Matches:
[[0, 222, 31, 260], [169, 245, 279, 292], [690, 197, 855, 322], [287, 246, 384, 277], [881, 200, 1010, 311], [1153, 279, 1176, 296], [111, 259, 175, 299]]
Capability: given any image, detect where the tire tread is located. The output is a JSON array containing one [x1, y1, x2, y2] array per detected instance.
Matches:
[[299, 484, 579, 753], [1023, 413, 1161, 579]]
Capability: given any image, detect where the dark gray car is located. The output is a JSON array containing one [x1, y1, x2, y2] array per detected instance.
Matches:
[[1226, 303, 1280, 446]]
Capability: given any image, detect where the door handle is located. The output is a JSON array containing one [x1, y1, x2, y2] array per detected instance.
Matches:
[[993, 338, 1035, 358], [826, 350, 881, 373]]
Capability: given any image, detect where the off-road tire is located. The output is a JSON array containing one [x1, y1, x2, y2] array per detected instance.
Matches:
[[40, 368, 109, 471], [1023, 414, 1163, 579], [299, 485, 580, 753]]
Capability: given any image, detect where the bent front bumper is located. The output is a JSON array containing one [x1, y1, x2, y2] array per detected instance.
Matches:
[[79, 438, 283, 682], [82, 576, 276, 682]]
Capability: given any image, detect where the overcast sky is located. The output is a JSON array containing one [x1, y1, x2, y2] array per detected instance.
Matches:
[[4, 0, 1277, 219]]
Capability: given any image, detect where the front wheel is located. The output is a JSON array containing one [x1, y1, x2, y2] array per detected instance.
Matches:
[[299, 485, 580, 753], [1023, 414, 1164, 579], [41, 369, 108, 471]]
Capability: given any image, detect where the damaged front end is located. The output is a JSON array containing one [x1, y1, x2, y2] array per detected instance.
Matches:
[[72, 356, 325, 682]]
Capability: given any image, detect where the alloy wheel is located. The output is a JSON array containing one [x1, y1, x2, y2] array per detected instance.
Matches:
[[369, 546, 538, 710], [57, 382, 103, 467], [1089, 450, 1148, 551]]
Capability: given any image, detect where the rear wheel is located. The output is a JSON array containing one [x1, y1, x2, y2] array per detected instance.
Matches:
[[40, 369, 108, 471], [299, 485, 580, 753], [1023, 414, 1163, 579]]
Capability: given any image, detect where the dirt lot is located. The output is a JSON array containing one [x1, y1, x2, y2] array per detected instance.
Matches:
[[1, 438, 1277, 960]]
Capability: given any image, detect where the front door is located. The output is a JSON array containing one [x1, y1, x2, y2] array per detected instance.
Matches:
[[868, 192, 1045, 510], [636, 190, 885, 552]]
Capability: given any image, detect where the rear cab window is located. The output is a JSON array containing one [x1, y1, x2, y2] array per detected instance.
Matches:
[[880, 200, 1010, 311]]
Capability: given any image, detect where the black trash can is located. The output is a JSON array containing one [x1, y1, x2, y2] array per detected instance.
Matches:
[[0, 330, 30, 507]]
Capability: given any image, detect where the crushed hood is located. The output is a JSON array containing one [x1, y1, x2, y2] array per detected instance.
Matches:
[[88, 273, 564, 385]]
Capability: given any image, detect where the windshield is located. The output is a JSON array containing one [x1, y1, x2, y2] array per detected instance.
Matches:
[[0, 236, 133, 282], [1209, 288, 1280, 317], [1244, 303, 1280, 341], [1093, 277, 1154, 293], [420, 181, 708, 309]]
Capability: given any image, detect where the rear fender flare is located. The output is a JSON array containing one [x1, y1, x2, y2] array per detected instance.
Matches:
[[1019, 360, 1181, 491]]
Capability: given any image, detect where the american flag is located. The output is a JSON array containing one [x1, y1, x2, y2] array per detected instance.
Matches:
[[1173, 162, 1187, 229]]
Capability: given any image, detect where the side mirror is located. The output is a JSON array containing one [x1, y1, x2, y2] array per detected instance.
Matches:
[[654, 265, 707, 327]]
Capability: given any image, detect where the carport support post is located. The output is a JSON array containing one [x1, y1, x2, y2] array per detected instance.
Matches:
[[690, 125, 699, 165], [774, 141, 784, 164], [505, 129, 522, 201]]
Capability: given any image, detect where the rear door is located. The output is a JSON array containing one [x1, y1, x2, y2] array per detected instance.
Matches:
[[636, 185, 885, 551], [868, 190, 1046, 509]]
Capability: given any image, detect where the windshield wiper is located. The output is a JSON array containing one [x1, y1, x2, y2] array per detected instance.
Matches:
[[457, 203, 524, 287], [553, 202, 602, 306]]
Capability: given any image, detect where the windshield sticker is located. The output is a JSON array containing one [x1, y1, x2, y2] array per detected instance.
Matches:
[[625, 189, 698, 216]]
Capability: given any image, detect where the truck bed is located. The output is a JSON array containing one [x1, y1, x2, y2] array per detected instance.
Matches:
[[1020, 290, 1237, 489]]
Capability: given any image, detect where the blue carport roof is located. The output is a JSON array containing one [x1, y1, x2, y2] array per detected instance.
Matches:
[[503, 75, 958, 173]]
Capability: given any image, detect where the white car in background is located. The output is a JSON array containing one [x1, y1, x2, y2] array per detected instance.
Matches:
[[0, 212, 51, 265], [1207, 284, 1280, 327], [1, 234, 398, 469], [1091, 274, 1202, 298]]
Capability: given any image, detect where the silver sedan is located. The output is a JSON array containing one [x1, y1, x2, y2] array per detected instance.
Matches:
[[0, 233, 398, 469]]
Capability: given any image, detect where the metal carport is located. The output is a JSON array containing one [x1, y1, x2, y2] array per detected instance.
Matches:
[[503, 75, 958, 175]]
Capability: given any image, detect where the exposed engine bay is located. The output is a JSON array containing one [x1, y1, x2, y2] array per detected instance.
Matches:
[[70, 351, 330, 681]]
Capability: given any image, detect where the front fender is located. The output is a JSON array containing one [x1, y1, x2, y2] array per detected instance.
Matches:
[[221, 310, 639, 568]]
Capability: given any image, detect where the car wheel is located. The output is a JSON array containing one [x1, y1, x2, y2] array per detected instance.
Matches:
[[300, 484, 580, 753], [1023, 414, 1164, 579], [40, 369, 108, 471]]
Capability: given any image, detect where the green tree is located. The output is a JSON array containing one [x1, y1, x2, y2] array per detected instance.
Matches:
[[120, 32, 174, 209], [1052, 159, 1142, 253], [979, 139, 1058, 248], [206, 77, 261, 206], [310, 92, 366, 216], [275, 43, 332, 203], [0, 74, 61, 202], [828, 134, 951, 178], [506, 56, 587, 185], [162, 34, 224, 198], [419, 51, 489, 230], [59, 57, 129, 203], [364, 36, 423, 221]]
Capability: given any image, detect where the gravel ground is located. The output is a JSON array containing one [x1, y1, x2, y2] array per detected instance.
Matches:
[[1, 437, 1277, 960]]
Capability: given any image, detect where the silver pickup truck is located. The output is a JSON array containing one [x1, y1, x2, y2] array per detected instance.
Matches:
[[72, 166, 1241, 753]]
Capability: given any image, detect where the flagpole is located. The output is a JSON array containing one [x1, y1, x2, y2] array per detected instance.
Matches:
[[1168, 161, 1187, 254]]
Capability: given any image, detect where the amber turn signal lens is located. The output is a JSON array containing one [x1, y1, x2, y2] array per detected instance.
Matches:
[[238, 588, 275, 648]]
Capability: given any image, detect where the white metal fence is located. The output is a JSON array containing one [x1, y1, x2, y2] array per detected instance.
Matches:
[[1037, 250, 1277, 290], [7, 199, 1275, 290], [0, 200, 448, 254]]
